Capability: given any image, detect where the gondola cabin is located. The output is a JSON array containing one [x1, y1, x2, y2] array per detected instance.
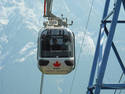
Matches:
[[37, 27, 75, 74]]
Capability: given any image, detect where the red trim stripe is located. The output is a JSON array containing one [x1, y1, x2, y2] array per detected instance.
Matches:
[[44, 0, 46, 16]]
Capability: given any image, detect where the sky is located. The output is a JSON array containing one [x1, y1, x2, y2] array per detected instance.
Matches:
[[0, 0, 125, 94]]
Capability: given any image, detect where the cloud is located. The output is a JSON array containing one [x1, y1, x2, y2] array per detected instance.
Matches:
[[0, 34, 8, 43], [0, 0, 40, 63], [17, 57, 25, 62], [76, 31, 95, 56], [121, 47, 125, 52], [0, 6, 9, 29], [19, 42, 34, 54], [16, 48, 37, 63], [56, 79, 64, 93], [0, 19, 9, 25], [0, 50, 1, 55], [0, 66, 4, 70], [17, 42, 36, 63], [0, 0, 42, 32], [62, 0, 71, 13], [12, 0, 42, 32], [0, 52, 9, 64], [57, 86, 63, 93]]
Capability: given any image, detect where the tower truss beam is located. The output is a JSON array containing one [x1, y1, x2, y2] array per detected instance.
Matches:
[[87, 0, 125, 94]]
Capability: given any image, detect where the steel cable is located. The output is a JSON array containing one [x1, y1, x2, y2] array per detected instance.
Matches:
[[114, 73, 124, 94], [40, 73, 44, 94], [69, 0, 95, 94]]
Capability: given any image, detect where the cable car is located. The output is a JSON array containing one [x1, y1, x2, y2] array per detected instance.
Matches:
[[37, 27, 75, 74]]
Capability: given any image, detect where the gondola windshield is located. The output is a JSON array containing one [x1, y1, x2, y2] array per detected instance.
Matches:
[[40, 29, 73, 58]]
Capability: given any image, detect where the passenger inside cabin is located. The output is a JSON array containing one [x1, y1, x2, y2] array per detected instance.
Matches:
[[52, 38, 61, 50], [41, 34, 50, 51]]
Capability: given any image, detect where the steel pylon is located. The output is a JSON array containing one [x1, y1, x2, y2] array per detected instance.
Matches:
[[87, 0, 125, 94]]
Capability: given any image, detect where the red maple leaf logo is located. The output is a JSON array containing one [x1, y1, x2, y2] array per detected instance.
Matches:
[[53, 61, 61, 67]]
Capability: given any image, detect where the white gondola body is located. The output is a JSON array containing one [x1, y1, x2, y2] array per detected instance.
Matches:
[[37, 27, 75, 74]]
